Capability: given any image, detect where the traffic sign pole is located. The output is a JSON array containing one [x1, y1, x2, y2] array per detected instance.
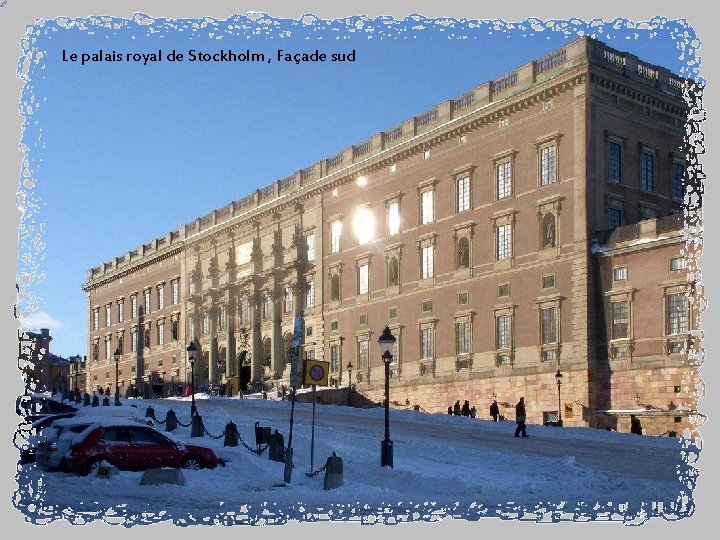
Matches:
[[310, 384, 316, 472]]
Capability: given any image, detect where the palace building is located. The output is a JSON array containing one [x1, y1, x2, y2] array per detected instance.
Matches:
[[82, 37, 700, 436]]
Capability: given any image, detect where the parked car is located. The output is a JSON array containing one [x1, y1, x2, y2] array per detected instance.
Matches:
[[19, 412, 78, 464], [63, 420, 223, 475], [35, 416, 149, 471]]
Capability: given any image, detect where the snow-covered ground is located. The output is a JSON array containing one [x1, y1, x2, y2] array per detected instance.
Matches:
[[14, 392, 696, 527]]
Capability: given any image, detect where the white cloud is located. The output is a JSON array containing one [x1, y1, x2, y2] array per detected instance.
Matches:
[[18, 311, 65, 331]]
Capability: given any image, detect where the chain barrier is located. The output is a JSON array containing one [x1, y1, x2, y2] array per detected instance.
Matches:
[[304, 464, 327, 478], [236, 433, 269, 455], [154, 416, 166, 425], [176, 418, 192, 427], [203, 425, 227, 440]]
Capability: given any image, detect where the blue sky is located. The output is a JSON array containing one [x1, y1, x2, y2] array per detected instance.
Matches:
[[16, 14, 699, 358]]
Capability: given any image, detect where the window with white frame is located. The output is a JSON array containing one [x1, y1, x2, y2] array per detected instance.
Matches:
[[171, 279, 180, 305], [144, 289, 151, 314], [188, 315, 195, 340], [358, 264, 369, 295], [219, 306, 227, 331], [539, 145, 557, 186], [284, 286, 293, 313], [330, 344, 340, 373], [421, 190, 434, 224], [263, 293, 272, 319], [105, 304, 111, 327], [105, 337, 111, 360], [92, 340, 99, 361], [158, 285, 165, 310], [672, 162, 685, 201], [667, 293, 688, 335], [131, 295, 138, 318], [203, 312, 210, 334], [496, 161, 512, 199], [496, 315, 512, 351], [641, 150, 655, 191], [456, 321, 471, 356], [608, 141, 622, 183], [457, 176, 470, 212], [420, 327, 434, 360], [131, 329, 138, 352], [541, 307, 558, 345], [306, 232, 315, 262], [611, 301, 630, 340], [358, 339, 369, 370], [305, 279, 315, 308], [387, 200, 400, 235], [496, 224, 512, 260], [613, 266, 628, 281], [158, 321, 165, 345], [118, 299, 125, 323], [421, 245, 434, 279], [330, 220, 342, 254], [670, 256, 685, 272], [239, 298, 249, 325], [93, 308, 99, 331]]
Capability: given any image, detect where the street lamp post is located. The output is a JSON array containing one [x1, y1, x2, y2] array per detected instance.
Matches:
[[113, 349, 121, 406], [187, 341, 205, 437], [555, 369, 564, 427], [187, 341, 198, 417], [378, 325, 396, 468], [346, 361, 353, 407]]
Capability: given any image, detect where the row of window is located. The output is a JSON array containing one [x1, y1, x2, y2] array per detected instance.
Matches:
[[327, 306, 560, 372], [606, 140, 685, 200], [93, 279, 181, 331], [329, 143, 559, 254], [91, 317, 181, 361], [612, 256, 685, 282], [610, 292, 689, 342]]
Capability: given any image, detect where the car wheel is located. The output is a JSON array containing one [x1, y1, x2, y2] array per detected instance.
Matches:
[[84, 458, 103, 476], [181, 456, 205, 470]]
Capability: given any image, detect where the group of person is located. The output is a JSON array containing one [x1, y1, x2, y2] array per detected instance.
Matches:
[[448, 399, 477, 418], [447, 397, 530, 437]]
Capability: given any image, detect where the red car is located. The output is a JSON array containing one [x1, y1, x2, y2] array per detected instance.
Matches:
[[64, 420, 222, 475]]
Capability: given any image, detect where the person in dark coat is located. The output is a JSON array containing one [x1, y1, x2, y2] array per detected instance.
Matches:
[[490, 399, 500, 422], [469, 406, 477, 418], [514, 397, 529, 437], [447, 406, 453, 415], [461, 400, 470, 417], [453, 400, 461, 416], [630, 415, 643, 435]]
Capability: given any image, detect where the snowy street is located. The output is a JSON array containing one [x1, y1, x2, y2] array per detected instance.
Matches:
[[15, 394, 695, 525]]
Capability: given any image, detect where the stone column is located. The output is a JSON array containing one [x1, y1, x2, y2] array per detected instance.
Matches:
[[272, 283, 284, 377], [209, 305, 218, 384], [251, 290, 263, 382]]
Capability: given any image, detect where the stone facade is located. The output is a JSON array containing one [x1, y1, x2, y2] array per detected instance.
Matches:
[[83, 37, 698, 436]]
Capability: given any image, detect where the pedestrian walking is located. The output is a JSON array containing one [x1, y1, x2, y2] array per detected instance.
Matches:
[[514, 397, 529, 437], [630, 415, 643, 435], [469, 406, 477, 419], [461, 400, 470, 417], [453, 400, 461, 416], [490, 399, 500, 422]]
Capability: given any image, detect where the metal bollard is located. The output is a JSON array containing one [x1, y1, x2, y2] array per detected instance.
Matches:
[[165, 409, 178, 432], [268, 430, 285, 462], [323, 452, 343, 490], [191, 414, 205, 438], [224, 421, 239, 447]]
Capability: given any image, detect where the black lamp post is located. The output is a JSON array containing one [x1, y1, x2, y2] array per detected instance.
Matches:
[[346, 361, 353, 407], [187, 341, 198, 417], [555, 369, 563, 427], [378, 325, 396, 468], [113, 348, 121, 406]]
